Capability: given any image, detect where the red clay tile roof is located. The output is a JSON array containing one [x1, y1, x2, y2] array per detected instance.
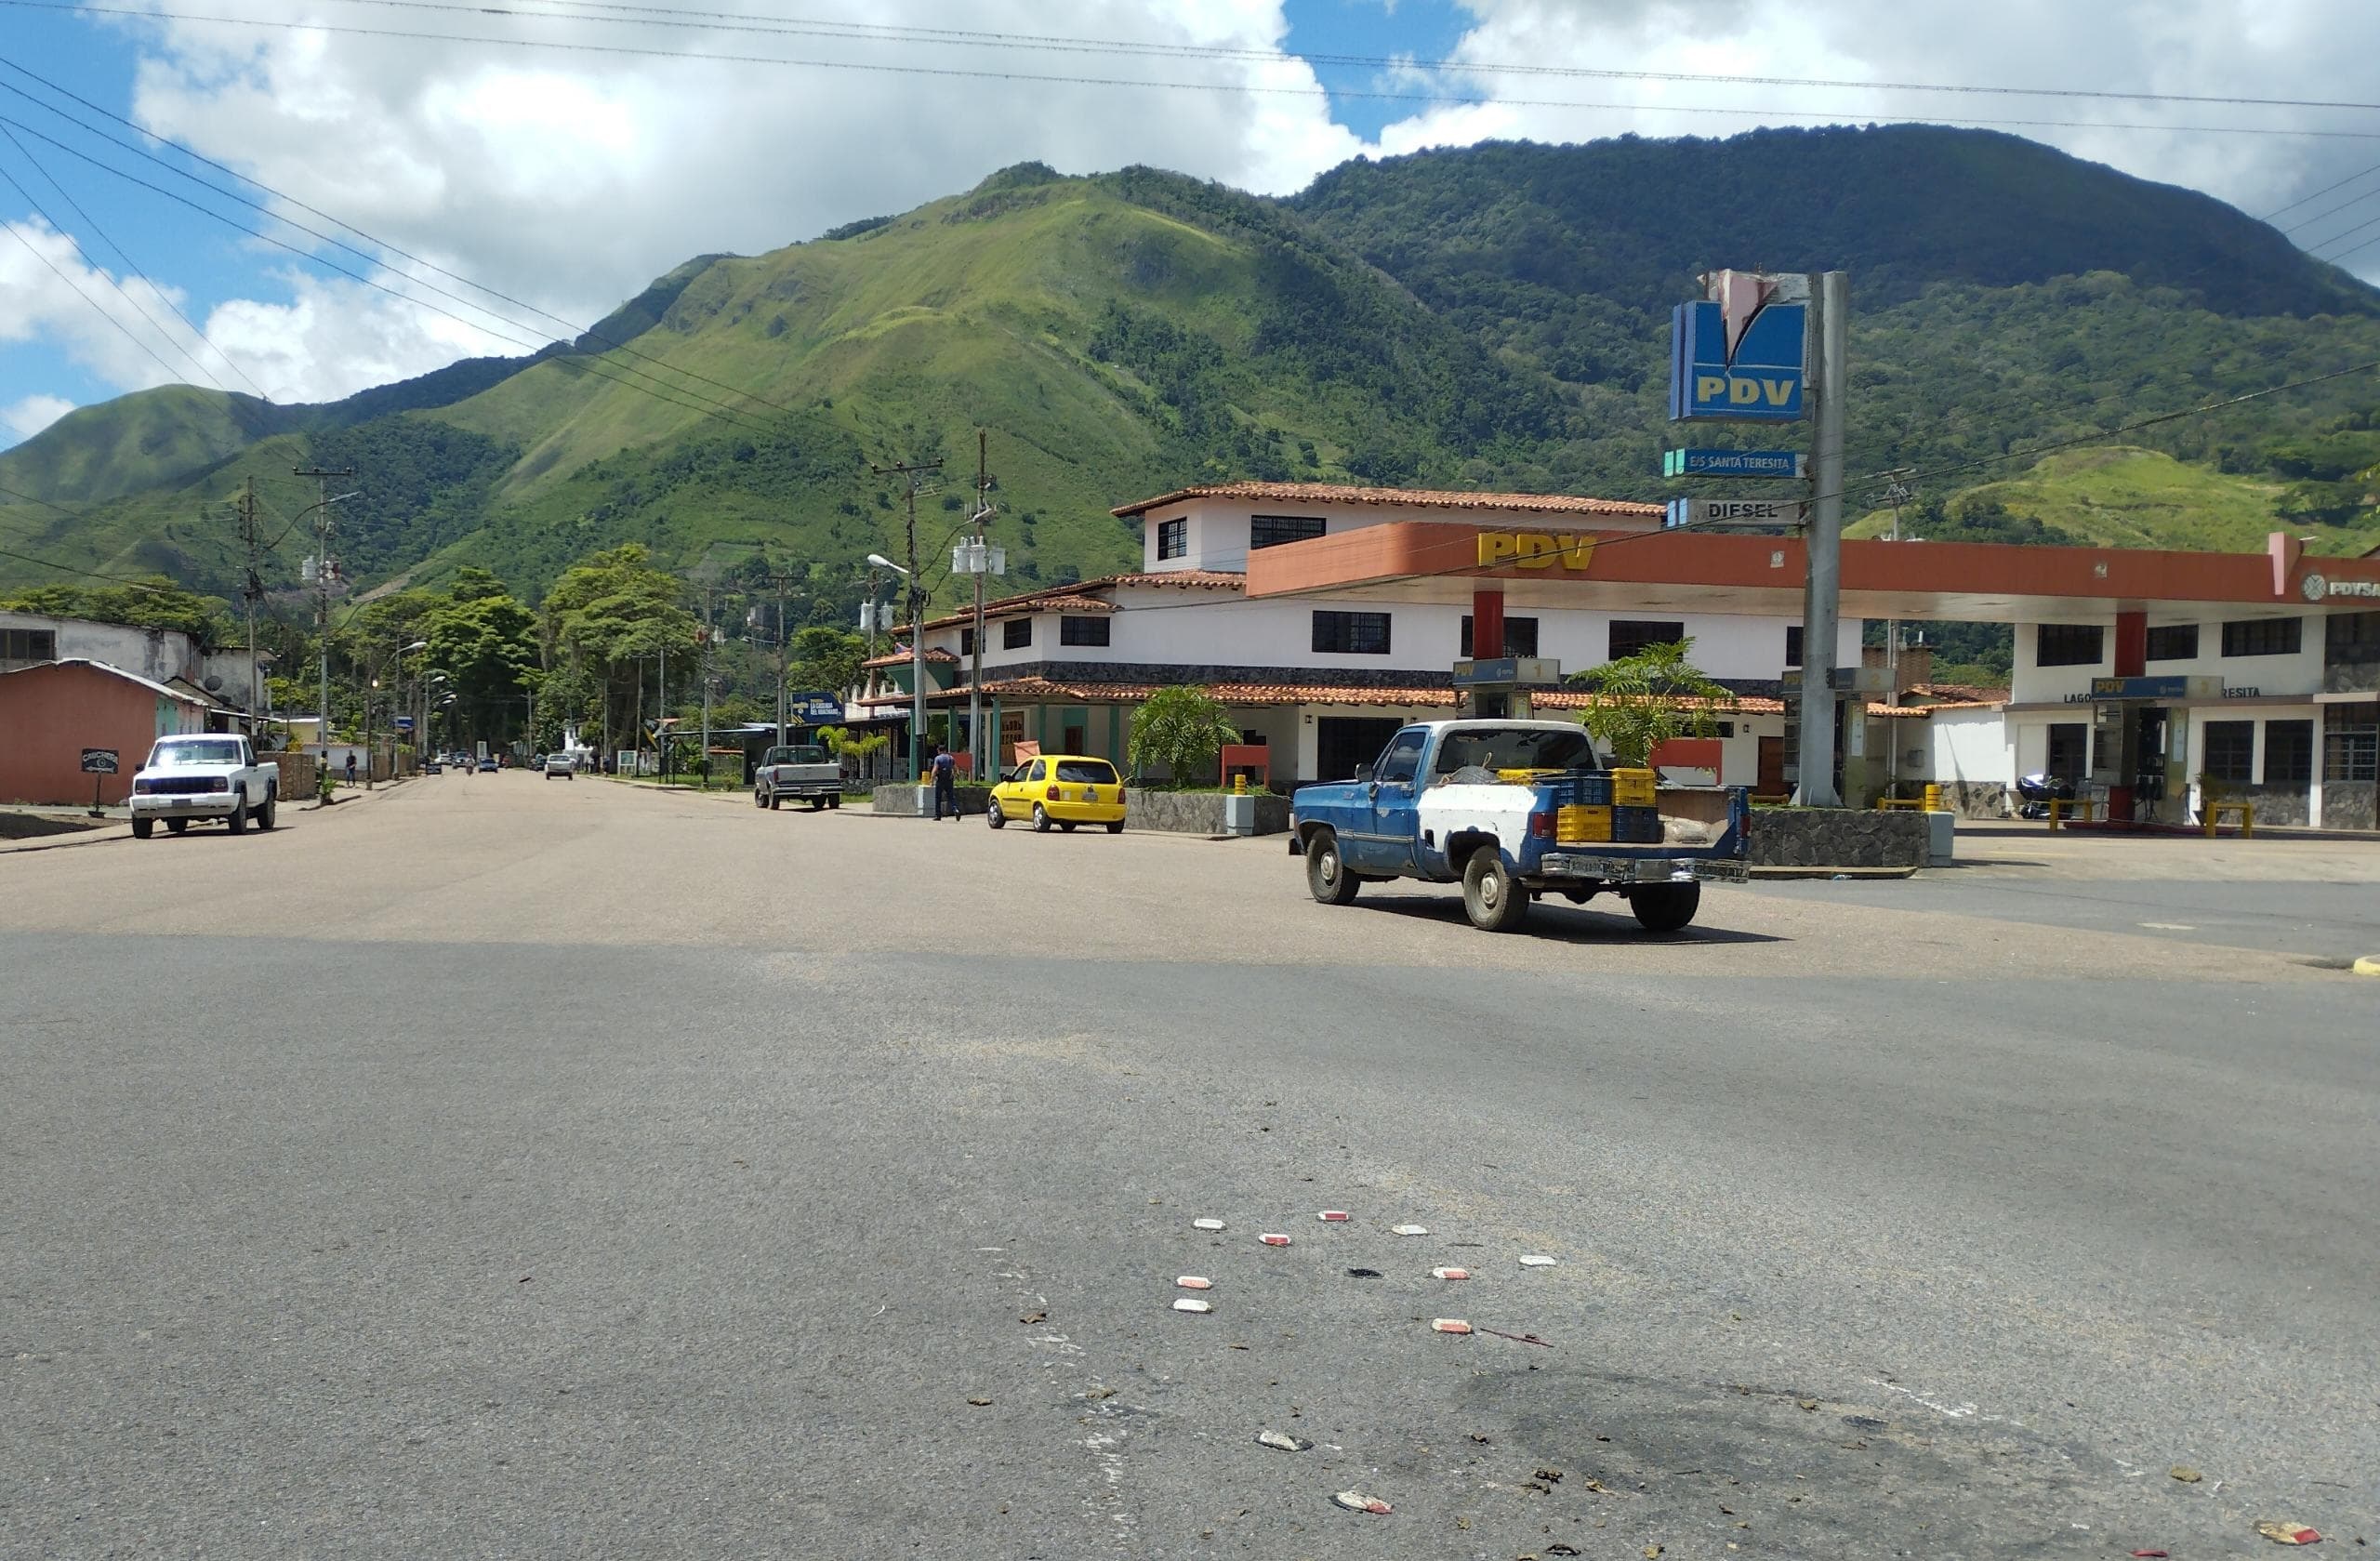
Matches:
[[1107, 570, 1249, 589], [1112, 482, 1663, 520], [1903, 681, 2009, 705], [901, 573, 1242, 635], [861, 646, 959, 669]]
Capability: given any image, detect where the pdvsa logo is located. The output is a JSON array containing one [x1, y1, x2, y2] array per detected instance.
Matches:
[[1670, 282, 1806, 423], [2301, 573, 2328, 602]]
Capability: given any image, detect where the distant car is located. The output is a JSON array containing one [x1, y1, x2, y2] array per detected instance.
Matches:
[[544, 753, 575, 779], [986, 754, 1125, 833], [422, 758, 443, 774], [478, 756, 498, 774]]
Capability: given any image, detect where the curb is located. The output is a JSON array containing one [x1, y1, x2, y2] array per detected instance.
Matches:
[[2354, 956, 2380, 978], [0, 821, 130, 854]]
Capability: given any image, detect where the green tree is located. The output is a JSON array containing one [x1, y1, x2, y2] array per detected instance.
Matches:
[[788, 626, 866, 699], [0, 577, 233, 644], [542, 543, 697, 758], [1128, 684, 1241, 786], [1567, 639, 1735, 769], [423, 590, 539, 747]]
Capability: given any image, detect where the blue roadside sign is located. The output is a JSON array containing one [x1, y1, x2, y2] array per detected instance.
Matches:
[[1669, 298, 1807, 422], [787, 691, 844, 722], [1663, 448, 1805, 479]]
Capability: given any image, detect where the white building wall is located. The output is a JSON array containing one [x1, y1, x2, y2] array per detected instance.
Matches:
[[0, 610, 269, 709], [925, 591, 1851, 685], [1929, 707, 2016, 792], [1139, 496, 1663, 574], [2008, 614, 2325, 706]]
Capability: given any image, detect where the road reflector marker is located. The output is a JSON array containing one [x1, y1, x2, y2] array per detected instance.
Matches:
[[1172, 1297, 1211, 1314], [1432, 1267, 1470, 1281], [1175, 1276, 1211, 1290], [1260, 1233, 1290, 1247], [1431, 1318, 1473, 1334], [1391, 1224, 1429, 1236], [1317, 1210, 1350, 1222], [1519, 1254, 1558, 1267], [1192, 1217, 1225, 1230]]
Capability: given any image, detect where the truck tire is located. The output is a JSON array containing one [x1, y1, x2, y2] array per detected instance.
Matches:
[[167, 818, 188, 835], [256, 787, 277, 830], [132, 818, 154, 839], [1461, 851, 1529, 932], [754, 787, 767, 808], [1304, 829, 1360, 906], [1629, 882, 1701, 933], [770, 794, 782, 811], [226, 795, 248, 834], [828, 795, 840, 810], [810, 797, 826, 812], [985, 800, 1006, 829]]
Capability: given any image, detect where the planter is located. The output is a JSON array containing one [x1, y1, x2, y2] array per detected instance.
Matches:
[[1123, 787, 1290, 837], [870, 783, 990, 817]]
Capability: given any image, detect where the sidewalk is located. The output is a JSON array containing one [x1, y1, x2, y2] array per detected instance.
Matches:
[[0, 777, 412, 855]]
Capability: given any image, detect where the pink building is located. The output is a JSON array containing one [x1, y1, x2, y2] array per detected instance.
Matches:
[[0, 660, 213, 805]]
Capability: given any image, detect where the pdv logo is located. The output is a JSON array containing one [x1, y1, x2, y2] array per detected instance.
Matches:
[[1669, 295, 1807, 422]]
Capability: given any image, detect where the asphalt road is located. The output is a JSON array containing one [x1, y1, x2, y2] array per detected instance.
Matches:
[[3, 775, 2374, 1559]]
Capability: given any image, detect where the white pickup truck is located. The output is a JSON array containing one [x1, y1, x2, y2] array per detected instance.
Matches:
[[128, 734, 279, 838], [753, 743, 842, 811]]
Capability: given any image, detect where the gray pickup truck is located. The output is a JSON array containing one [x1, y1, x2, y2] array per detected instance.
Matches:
[[753, 744, 842, 811]]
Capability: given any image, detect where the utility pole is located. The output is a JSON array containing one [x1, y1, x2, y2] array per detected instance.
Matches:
[[968, 430, 993, 779], [768, 568, 800, 746], [295, 465, 354, 768], [236, 477, 261, 727], [1879, 469, 1917, 798], [871, 456, 943, 781], [699, 582, 715, 791], [1791, 272, 1847, 808]]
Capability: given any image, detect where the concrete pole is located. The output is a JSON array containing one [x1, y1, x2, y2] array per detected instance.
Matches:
[[1792, 269, 1848, 808], [907, 484, 925, 785]]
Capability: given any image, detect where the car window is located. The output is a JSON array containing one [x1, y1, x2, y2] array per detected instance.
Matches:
[[1055, 760, 1115, 784], [1432, 726, 1596, 774], [1027, 759, 1046, 782], [1374, 731, 1427, 785]]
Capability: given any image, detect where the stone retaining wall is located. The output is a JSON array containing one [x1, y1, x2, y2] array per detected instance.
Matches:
[[1123, 788, 1291, 837], [1748, 808, 1931, 868], [868, 784, 990, 817], [1934, 780, 2010, 820]]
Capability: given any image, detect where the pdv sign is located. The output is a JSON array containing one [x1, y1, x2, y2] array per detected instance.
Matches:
[[1669, 297, 1807, 422]]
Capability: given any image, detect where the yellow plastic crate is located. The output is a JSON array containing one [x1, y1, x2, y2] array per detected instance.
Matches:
[[1611, 768, 1657, 806], [1496, 767, 1565, 784], [1556, 804, 1612, 843]]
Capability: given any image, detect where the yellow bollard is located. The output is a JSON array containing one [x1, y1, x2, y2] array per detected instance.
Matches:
[[1924, 783, 1941, 813], [1234, 773, 1248, 795]]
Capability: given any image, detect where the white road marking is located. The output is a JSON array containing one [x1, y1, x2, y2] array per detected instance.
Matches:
[[1867, 1378, 1977, 1418], [2139, 922, 2198, 931]]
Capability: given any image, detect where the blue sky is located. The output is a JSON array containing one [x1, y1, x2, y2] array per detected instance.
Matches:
[[5, 0, 2379, 449]]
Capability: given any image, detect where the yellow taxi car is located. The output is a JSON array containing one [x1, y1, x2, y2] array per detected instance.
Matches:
[[986, 754, 1127, 833]]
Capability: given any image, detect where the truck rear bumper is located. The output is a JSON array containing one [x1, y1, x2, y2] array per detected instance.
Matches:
[[1535, 852, 1749, 885]]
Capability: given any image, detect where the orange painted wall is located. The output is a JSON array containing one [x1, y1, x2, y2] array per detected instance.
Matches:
[[0, 663, 207, 805]]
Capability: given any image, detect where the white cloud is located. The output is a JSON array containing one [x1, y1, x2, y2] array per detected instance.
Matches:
[[1, 392, 76, 443], [0, 218, 200, 391]]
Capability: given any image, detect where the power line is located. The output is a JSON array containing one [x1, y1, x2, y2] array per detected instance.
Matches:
[[139, 0, 2380, 117], [2261, 158, 2380, 221], [0, 111, 787, 438], [10, 3, 2380, 141], [0, 124, 265, 397], [0, 163, 200, 390], [0, 60, 819, 428]]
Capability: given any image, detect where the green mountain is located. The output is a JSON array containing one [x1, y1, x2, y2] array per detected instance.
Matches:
[[7, 126, 2378, 618]]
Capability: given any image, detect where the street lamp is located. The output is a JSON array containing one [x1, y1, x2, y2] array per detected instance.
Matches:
[[868, 552, 922, 782]]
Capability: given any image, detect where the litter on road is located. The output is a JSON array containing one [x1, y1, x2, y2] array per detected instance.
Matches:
[[1193, 1218, 1224, 1231], [2170, 1466, 2202, 1483], [1255, 1430, 1313, 1452], [2254, 1523, 2322, 1545], [1260, 1233, 1291, 1246], [1431, 1318, 1474, 1334], [1519, 1254, 1559, 1267], [1172, 1297, 1212, 1314], [1476, 1325, 1554, 1347], [1318, 1210, 1350, 1222], [1331, 1490, 1393, 1514], [1176, 1275, 1211, 1290], [1391, 1224, 1429, 1236], [1431, 1266, 1471, 1280]]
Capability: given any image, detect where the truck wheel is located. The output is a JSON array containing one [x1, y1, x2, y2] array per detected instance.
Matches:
[[1629, 882, 1701, 933], [985, 800, 1006, 829], [1032, 804, 1052, 833], [754, 788, 767, 808], [1461, 851, 1529, 932], [167, 818, 189, 835], [1304, 830, 1360, 906], [226, 797, 248, 834], [769, 794, 782, 811], [256, 788, 276, 830], [132, 817, 153, 839], [827, 795, 840, 810], [810, 797, 826, 812]]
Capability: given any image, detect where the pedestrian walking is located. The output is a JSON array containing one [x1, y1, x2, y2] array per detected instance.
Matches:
[[931, 744, 958, 822], [344, 751, 358, 787]]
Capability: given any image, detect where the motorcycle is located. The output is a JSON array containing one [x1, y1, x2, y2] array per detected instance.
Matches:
[[2013, 772, 2073, 820]]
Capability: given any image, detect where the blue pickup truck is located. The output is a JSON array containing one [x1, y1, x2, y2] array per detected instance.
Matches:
[[1288, 720, 1751, 933]]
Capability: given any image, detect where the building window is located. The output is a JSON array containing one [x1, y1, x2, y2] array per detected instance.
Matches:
[[2144, 624, 2198, 661], [1460, 615, 1539, 657], [1608, 619, 1686, 661], [1059, 615, 1110, 647], [2325, 703, 2378, 781], [959, 627, 975, 656], [1784, 625, 1804, 668], [1003, 617, 1033, 650], [1156, 518, 1187, 561], [2221, 617, 2301, 657], [1, 628, 57, 660], [2264, 720, 2313, 785], [2202, 721, 2255, 784], [2326, 610, 2380, 656], [2035, 624, 2105, 668], [1312, 610, 1392, 655], [2045, 722, 2090, 785], [1250, 514, 1326, 549]]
